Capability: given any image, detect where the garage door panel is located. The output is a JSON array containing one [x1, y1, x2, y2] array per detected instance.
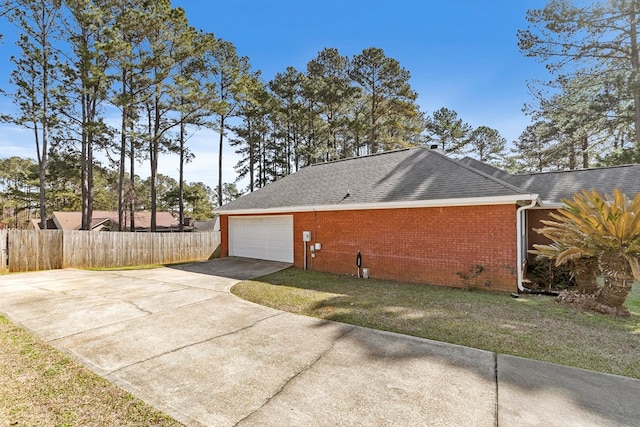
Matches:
[[229, 216, 293, 263]]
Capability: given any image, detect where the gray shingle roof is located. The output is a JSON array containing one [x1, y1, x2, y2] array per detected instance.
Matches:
[[217, 147, 640, 213], [217, 148, 533, 212], [457, 157, 513, 181], [507, 164, 640, 203]]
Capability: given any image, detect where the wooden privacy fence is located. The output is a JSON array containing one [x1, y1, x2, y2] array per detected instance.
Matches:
[[7, 230, 63, 272], [0, 229, 7, 273], [5, 230, 220, 273]]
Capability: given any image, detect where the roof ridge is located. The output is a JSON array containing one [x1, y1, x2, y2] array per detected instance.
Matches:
[[430, 150, 532, 194], [459, 156, 513, 176], [516, 163, 640, 177], [309, 147, 415, 167]]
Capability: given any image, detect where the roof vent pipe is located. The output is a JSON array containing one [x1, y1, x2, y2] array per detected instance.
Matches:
[[429, 144, 447, 155]]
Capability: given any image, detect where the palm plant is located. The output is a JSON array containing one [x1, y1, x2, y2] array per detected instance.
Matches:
[[532, 189, 640, 310], [531, 242, 600, 294]]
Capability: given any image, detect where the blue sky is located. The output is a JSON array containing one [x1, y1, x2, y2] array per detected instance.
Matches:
[[172, 0, 550, 138], [0, 0, 550, 190]]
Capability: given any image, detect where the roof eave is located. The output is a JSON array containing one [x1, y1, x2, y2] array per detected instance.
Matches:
[[534, 200, 564, 209], [216, 194, 540, 215]]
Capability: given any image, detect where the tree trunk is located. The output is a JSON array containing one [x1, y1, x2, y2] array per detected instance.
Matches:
[[370, 86, 377, 154], [81, 92, 89, 230], [568, 142, 576, 170], [629, 9, 640, 149], [39, 7, 49, 230], [38, 155, 47, 230], [596, 254, 634, 308], [118, 72, 127, 232], [570, 257, 600, 295], [178, 120, 185, 232], [248, 120, 254, 192], [129, 117, 136, 232], [87, 126, 93, 229], [151, 94, 160, 232], [217, 115, 225, 207]]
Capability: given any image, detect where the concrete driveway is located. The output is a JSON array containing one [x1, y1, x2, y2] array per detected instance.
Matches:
[[0, 257, 638, 426]]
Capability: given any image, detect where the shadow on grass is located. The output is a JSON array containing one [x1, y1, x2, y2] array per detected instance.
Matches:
[[2, 263, 638, 425], [242, 268, 640, 426]]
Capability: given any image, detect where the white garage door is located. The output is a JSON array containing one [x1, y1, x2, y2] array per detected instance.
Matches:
[[228, 215, 294, 263]]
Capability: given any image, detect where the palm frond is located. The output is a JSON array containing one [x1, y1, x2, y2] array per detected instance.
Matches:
[[536, 189, 640, 257]]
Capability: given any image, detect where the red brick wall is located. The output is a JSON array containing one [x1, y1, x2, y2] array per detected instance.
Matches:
[[221, 204, 519, 292], [297, 206, 517, 292], [220, 215, 229, 257]]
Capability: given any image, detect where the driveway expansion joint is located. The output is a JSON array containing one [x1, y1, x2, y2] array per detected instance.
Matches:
[[109, 271, 196, 290], [107, 312, 286, 375], [493, 352, 498, 427], [6, 259, 634, 426], [233, 324, 357, 426]]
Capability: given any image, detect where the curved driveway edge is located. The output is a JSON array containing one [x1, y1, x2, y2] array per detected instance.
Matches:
[[0, 257, 638, 426]]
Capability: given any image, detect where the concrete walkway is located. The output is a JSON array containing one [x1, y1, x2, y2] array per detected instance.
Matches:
[[0, 258, 638, 426]]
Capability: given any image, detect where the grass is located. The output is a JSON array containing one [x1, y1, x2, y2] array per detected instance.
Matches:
[[83, 261, 199, 271], [232, 268, 640, 379], [0, 315, 182, 427], [83, 264, 164, 271]]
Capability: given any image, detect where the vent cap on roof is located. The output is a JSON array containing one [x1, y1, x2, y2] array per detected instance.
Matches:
[[429, 144, 446, 155]]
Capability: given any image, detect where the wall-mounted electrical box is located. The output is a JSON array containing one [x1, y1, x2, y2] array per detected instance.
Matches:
[[302, 231, 312, 242], [314, 243, 322, 250]]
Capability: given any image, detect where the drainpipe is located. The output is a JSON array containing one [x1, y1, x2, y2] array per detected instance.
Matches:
[[516, 197, 539, 293]]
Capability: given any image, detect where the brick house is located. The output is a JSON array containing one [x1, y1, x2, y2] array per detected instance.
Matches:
[[216, 147, 640, 293], [458, 157, 640, 260]]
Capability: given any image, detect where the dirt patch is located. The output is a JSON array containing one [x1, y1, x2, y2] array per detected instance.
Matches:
[[556, 290, 630, 317]]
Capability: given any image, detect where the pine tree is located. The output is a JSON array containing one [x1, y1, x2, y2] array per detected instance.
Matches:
[[2, 0, 64, 229], [519, 0, 640, 150], [466, 126, 506, 165], [349, 47, 420, 153], [424, 107, 471, 155]]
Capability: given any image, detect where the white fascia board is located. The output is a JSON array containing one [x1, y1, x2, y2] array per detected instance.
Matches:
[[533, 201, 564, 209], [216, 194, 540, 215]]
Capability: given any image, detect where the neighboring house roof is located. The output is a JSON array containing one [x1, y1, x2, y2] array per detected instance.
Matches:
[[457, 158, 640, 205], [507, 164, 640, 204], [118, 211, 182, 231], [52, 212, 87, 230], [50, 210, 181, 231], [52, 211, 115, 230], [28, 218, 57, 230], [217, 148, 537, 213], [194, 217, 220, 232]]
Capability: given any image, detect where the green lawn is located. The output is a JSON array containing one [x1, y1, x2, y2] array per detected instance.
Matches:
[[232, 268, 640, 379], [0, 315, 182, 427]]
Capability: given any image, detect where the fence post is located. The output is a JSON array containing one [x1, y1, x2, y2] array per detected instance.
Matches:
[[0, 229, 7, 273]]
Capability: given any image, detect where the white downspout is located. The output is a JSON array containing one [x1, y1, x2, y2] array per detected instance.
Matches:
[[516, 197, 539, 292]]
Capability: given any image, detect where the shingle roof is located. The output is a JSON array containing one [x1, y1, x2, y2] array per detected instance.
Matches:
[[457, 157, 513, 181], [217, 148, 534, 212], [456, 158, 640, 203], [51, 211, 180, 230], [507, 164, 640, 203]]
